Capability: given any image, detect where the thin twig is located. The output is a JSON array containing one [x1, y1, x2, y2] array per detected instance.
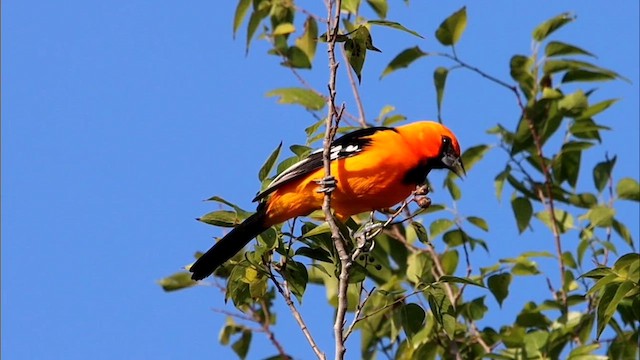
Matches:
[[268, 270, 326, 360], [343, 286, 375, 340]]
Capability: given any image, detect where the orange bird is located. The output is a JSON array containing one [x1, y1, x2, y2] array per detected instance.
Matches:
[[190, 121, 464, 280]]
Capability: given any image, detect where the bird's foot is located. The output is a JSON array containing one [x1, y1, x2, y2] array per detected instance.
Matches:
[[315, 176, 337, 194], [353, 222, 382, 253]]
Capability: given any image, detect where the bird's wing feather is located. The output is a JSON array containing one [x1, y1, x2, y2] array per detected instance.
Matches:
[[252, 126, 396, 202]]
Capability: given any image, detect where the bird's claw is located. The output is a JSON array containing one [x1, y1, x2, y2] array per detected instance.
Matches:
[[315, 176, 337, 194], [354, 222, 382, 252]]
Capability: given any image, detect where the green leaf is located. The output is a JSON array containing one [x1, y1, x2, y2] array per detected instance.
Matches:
[[612, 219, 634, 248], [276, 156, 299, 175], [545, 41, 595, 58], [592, 156, 616, 193], [459, 144, 490, 173], [435, 6, 467, 46], [258, 142, 282, 181], [558, 90, 588, 117], [341, 0, 361, 14], [487, 273, 511, 306], [401, 303, 426, 338], [577, 99, 619, 120], [266, 88, 325, 111], [442, 229, 465, 247], [206, 196, 252, 218], [381, 46, 427, 79], [510, 55, 535, 98], [568, 344, 603, 360], [283, 261, 308, 303], [284, 46, 311, 69], [231, 329, 252, 359], [198, 210, 240, 227], [412, 222, 429, 244], [366, 0, 388, 19], [536, 209, 574, 233], [157, 272, 196, 292], [494, 167, 510, 202], [580, 205, 615, 228], [345, 26, 377, 83], [596, 281, 635, 338], [246, 6, 270, 53], [444, 177, 461, 200], [367, 20, 424, 38], [434, 67, 448, 122], [430, 219, 454, 238], [616, 178, 640, 201], [295, 17, 318, 64], [568, 193, 598, 209], [562, 69, 617, 83], [532, 12, 575, 41], [439, 275, 484, 287], [440, 250, 458, 275], [511, 197, 533, 234], [272, 22, 295, 36], [233, 0, 251, 38], [467, 216, 489, 232]]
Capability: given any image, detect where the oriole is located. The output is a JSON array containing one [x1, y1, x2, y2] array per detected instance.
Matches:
[[190, 121, 464, 280]]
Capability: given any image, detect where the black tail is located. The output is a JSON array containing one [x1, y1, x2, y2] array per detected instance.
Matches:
[[190, 206, 268, 280]]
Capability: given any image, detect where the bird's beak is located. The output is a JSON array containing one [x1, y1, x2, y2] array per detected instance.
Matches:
[[443, 153, 466, 178]]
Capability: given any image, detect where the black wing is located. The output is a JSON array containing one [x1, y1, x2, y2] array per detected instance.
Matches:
[[252, 126, 397, 202]]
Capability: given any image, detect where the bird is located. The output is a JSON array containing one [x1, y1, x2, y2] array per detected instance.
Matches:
[[189, 121, 464, 280]]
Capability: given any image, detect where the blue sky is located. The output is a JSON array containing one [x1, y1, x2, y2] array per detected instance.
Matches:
[[3, 1, 638, 359]]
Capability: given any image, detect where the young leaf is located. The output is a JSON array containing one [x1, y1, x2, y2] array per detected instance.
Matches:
[[367, 20, 424, 38], [511, 197, 533, 234], [434, 67, 448, 122], [231, 329, 252, 360], [272, 22, 295, 36], [532, 12, 575, 42], [487, 273, 511, 307], [435, 7, 467, 46], [381, 46, 427, 79], [596, 281, 635, 338], [258, 142, 282, 181], [580, 205, 615, 228], [266, 88, 326, 111], [616, 178, 640, 201]]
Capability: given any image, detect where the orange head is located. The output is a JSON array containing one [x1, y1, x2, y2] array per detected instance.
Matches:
[[396, 121, 465, 178]]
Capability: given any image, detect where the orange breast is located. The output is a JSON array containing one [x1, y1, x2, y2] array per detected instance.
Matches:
[[264, 131, 420, 225]]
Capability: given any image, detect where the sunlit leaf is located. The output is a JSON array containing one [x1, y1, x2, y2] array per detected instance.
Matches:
[[295, 17, 318, 63], [580, 205, 615, 228], [272, 22, 295, 36], [430, 218, 454, 238], [616, 178, 640, 201], [266, 88, 326, 110], [536, 209, 574, 233], [435, 7, 467, 46]]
